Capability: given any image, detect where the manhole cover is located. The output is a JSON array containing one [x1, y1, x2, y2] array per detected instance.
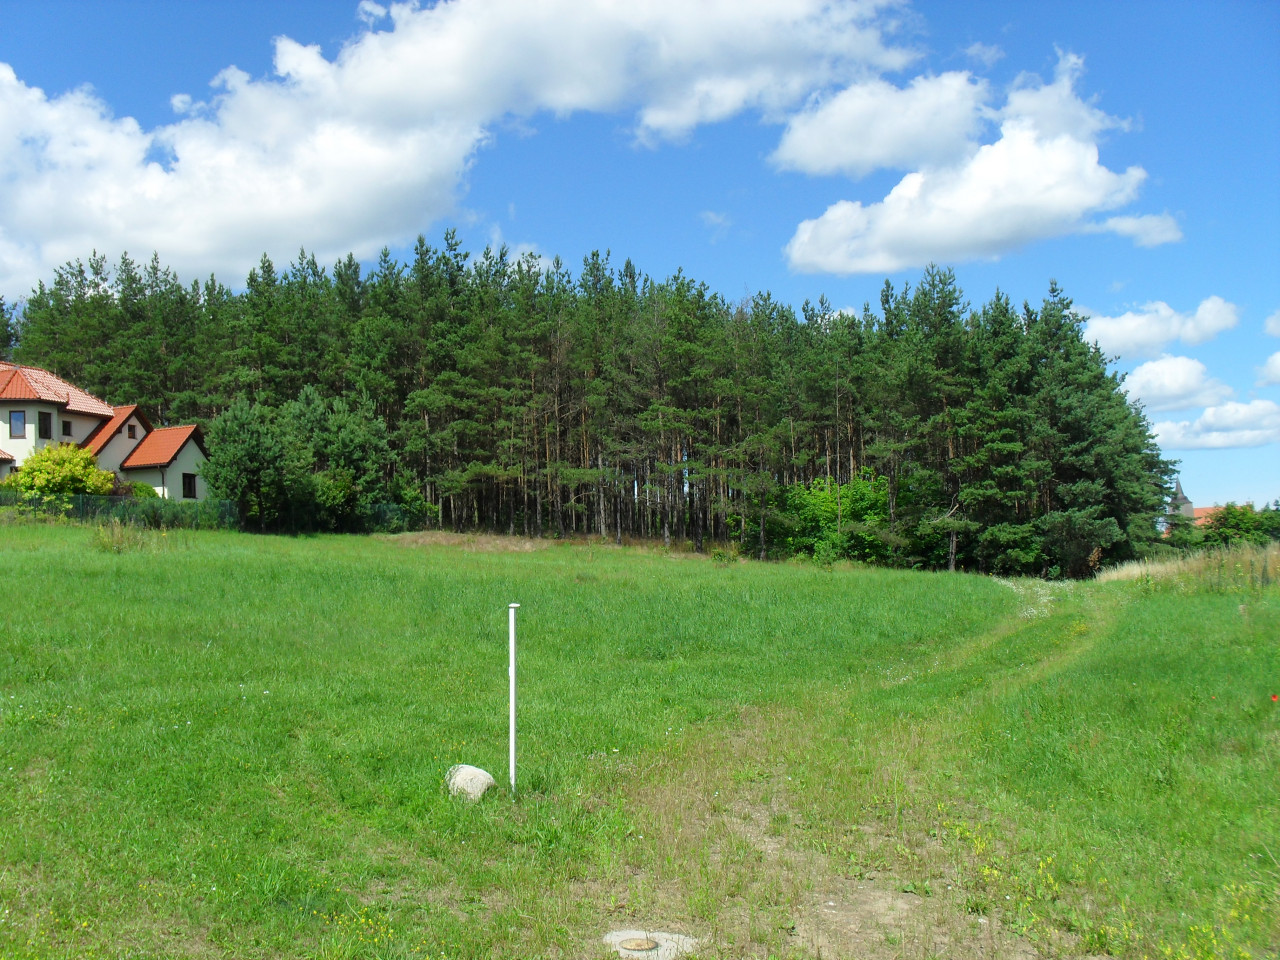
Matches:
[[604, 929, 698, 958]]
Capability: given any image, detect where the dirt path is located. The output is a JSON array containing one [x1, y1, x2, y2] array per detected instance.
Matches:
[[582, 590, 1117, 959]]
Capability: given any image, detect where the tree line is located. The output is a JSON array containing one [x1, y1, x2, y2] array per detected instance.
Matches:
[[6, 233, 1175, 576]]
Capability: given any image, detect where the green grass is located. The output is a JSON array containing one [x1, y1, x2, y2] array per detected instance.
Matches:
[[0, 525, 1276, 958]]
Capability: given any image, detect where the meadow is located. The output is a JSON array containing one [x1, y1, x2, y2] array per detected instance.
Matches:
[[0, 524, 1275, 959]]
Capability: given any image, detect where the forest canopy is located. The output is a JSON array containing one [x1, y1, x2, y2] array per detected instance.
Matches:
[[7, 233, 1173, 576]]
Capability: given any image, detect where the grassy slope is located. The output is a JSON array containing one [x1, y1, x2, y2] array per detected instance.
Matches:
[[0, 527, 1275, 959]]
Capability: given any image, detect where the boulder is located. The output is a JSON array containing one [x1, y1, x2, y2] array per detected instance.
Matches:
[[446, 764, 496, 801]]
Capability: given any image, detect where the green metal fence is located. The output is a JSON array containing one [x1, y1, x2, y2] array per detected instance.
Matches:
[[0, 489, 238, 529]]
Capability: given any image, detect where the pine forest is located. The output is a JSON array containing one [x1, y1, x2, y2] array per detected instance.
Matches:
[[3, 232, 1174, 577]]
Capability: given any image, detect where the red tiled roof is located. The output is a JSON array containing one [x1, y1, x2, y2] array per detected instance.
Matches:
[[81, 404, 154, 455], [0, 365, 39, 400], [1192, 506, 1220, 526], [0, 447, 13, 462], [0, 362, 114, 418], [120, 424, 206, 470]]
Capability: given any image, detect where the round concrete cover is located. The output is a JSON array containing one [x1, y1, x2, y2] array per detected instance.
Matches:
[[603, 929, 697, 959]]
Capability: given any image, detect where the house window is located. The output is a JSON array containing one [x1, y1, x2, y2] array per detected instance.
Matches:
[[8, 411, 24, 439], [38, 411, 52, 440], [62, 420, 72, 437], [182, 473, 197, 499], [127, 424, 137, 439]]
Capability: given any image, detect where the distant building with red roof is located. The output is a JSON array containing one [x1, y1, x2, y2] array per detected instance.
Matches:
[[1192, 506, 1221, 527], [0, 362, 207, 499]]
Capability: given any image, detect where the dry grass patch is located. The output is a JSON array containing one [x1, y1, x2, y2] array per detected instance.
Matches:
[[384, 529, 721, 558], [1097, 540, 1278, 588], [385, 530, 558, 552]]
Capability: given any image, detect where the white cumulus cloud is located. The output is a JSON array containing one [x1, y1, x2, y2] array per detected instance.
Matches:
[[1155, 400, 1280, 450], [1085, 296, 1238, 359], [1259, 352, 1280, 386], [771, 72, 989, 178], [356, 1, 387, 27], [785, 52, 1176, 275], [0, 0, 912, 295], [1088, 213, 1182, 247], [1124, 355, 1232, 412], [1265, 309, 1280, 337]]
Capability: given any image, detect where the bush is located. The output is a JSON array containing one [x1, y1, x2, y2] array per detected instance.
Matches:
[[1, 443, 114, 507], [1202, 503, 1271, 547], [766, 473, 892, 563]]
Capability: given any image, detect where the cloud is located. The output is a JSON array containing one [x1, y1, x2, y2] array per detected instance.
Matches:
[[484, 222, 540, 264], [356, 1, 387, 27], [964, 42, 1004, 68], [0, 0, 912, 295], [1084, 296, 1238, 358], [1154, 400, 1280, 450], [1124, 355, 1232, 412], [785, 52, 1173, 275], [1260, 352, 1280, 386], [1265, 309, 1280, 336], [1089, 213, 1182, 247], [700, 210, 731, 243], [771, 72, 989, 178]]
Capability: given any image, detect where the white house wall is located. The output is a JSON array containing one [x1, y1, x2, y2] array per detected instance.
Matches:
[[3, 402, 106, 470], [95, 413, 151, 475], [170, 440, 208, 500], [128, 440, 208, 500]]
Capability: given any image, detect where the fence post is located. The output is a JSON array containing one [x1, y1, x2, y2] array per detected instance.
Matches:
[[508, 602, 519, 797]]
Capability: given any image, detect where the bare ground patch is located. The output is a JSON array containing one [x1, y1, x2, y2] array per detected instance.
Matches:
[[381, 529, 715, 558], [383, 530, 558, 552], [571, 704, 1104, 959]]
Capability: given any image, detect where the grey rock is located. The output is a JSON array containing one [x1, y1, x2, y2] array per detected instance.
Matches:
[[446, 763, 496, 801]]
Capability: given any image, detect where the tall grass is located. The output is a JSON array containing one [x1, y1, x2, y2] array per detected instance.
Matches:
[[1099, 540, 1278, 592]]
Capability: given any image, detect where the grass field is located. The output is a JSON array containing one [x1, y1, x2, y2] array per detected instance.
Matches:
[[0, 524, 1276, 959]]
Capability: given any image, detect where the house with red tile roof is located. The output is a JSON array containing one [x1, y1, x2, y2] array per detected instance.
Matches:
[[0, 362, 207, 499], [119, 424, 209, 500]]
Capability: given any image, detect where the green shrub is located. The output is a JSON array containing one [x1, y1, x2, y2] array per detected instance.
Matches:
[[2, 443, 114, 508]]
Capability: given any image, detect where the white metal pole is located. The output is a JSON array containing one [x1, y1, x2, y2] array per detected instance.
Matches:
[[508, 602, 519, 796]]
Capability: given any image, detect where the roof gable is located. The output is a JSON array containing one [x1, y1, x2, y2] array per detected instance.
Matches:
[[0, 366, 40, 401], [120, 424, 206, 470], [81, 404, 155, 455], [0, 363, 114, 418]]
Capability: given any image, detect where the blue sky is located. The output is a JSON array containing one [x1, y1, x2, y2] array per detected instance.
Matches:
[[1, 0, 1276, 508]]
